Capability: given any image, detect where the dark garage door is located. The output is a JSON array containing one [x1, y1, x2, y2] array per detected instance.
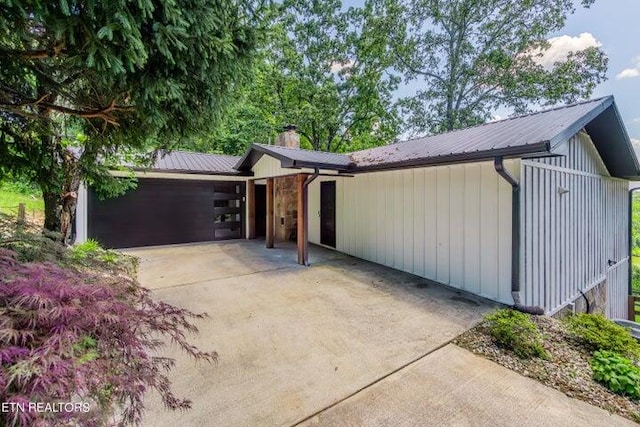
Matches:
[[88, 179, 245, 248]]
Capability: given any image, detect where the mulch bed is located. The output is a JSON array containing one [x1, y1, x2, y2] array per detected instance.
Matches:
[[454, 315, 640, 423]]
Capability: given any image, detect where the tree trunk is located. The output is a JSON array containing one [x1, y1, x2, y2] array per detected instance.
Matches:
[[43, 190, 61, 233], [59, 150, 81, 245], [41, 148, 81, 244]]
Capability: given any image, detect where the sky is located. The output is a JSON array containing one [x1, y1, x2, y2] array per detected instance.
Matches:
[[343, 0, 640, 144], [559, 0, 640, 144]]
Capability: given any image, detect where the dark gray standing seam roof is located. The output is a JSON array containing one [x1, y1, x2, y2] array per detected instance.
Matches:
[[142, 150, 244, 175], [139, 97, 640, 179], [350, 97, 634, 173], [234, 143, 354, 171]]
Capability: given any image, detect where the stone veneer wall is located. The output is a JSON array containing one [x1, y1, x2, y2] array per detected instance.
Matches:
[[274, 176, 298, 242], [552, 280, 607, 318]]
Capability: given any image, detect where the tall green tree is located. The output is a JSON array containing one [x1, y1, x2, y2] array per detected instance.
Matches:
[[0, 0, 264, 241], [193, 0, 400, 154], [370, 0, 608, 134]]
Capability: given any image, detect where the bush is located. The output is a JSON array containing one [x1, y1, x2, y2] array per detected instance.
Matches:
[[0, 248, 216, 427], [591, 350, 640, 399], [633, 263, 640, 296], [68, 239, 101, 261], [484, 309, 548, 359], [566, 314, 640, 360]]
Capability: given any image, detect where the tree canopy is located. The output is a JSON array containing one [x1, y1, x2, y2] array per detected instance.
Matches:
[[0, 0, 264, 238], [185, 0, 400, 155], [369, 0, 608, 134]]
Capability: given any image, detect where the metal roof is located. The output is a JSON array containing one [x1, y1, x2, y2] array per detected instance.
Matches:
[[147, 150, 243, 175], [234, 143, 354, 171], [350, 96, 630, 172], [134, 96, 640, 180]]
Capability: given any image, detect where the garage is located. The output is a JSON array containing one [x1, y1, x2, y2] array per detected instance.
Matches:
[[79, 150, 247, 249], [87, 178, 245, 248]]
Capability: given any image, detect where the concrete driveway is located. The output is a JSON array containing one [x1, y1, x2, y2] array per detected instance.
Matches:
[[129, 241, 634, 427]]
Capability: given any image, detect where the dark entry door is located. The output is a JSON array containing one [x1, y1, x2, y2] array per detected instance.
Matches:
[[254, 184, 266, 238], [320, 181, 336, 247]]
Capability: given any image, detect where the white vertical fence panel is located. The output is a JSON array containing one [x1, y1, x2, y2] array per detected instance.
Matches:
[[307, 160, 518, 305]]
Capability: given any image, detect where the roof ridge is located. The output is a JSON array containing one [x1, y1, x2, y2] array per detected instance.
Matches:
[[254, 142, 350, 156], [353, 96, 611, 153], [159, 149, 240, 159]]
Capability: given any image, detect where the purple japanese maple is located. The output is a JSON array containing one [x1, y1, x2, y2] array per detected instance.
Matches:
[[0, 249, 216, 426]]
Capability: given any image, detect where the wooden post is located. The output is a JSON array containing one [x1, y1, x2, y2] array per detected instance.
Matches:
[[16, 203, 26, 230], [247, 180, 256, 239], [629, 295, 636, 321], [266, 178, 274, 248], [297, 174, 306, 265]]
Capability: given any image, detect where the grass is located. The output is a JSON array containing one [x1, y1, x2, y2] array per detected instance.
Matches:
[[0, 181, 44, 215]]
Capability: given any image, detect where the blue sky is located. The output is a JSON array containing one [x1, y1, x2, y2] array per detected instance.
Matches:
[[343, 0, 640, 142], [559, 0, 640, 142]]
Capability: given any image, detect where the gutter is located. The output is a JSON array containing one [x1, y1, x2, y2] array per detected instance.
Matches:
[[302, 168, 320, 265], [494, 157, 544, 315]]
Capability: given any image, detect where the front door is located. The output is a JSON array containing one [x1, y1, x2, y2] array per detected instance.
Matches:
[[255, 184, 266, 238], [320, 181, 336, 247]]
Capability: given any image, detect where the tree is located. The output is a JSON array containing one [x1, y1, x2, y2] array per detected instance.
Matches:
[[370, 0, 608, 134], [0, 0, 264, 241], [195, 0, 400, 154]]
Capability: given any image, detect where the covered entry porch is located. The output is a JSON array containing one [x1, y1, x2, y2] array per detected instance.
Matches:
[[245, 172, 337, 265], [233, 131, 353, 266]]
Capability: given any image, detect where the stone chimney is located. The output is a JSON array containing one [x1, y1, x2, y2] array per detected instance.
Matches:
[[275, 124, 300, 149]]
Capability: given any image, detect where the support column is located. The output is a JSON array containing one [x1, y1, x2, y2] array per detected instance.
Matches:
[[266, 178, 274, 248], [297, 174, 306, 265], [247, 180, 255, 239]]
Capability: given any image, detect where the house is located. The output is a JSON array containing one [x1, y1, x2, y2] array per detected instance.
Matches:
[[75, 96, 640, 319]]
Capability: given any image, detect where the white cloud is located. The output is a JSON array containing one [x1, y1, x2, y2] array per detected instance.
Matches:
[[329, 60, 354, 74], [617, 57, 640, 79], [632, 138, 640, 155], [533, 33, 601, 69]]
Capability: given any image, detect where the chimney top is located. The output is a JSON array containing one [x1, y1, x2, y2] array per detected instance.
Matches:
[[275, 124, 300, 149]]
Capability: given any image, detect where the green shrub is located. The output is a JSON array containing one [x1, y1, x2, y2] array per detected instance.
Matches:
[[633, 263, 640, 295], [68, 239, 101, 261], [566, 314, 640, 360], [484, 309, 548, 359], [591, 350, 640, 399]]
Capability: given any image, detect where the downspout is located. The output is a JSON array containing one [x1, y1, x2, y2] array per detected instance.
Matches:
[[494, 157, 544, 315], [302, 168, 320, 266]]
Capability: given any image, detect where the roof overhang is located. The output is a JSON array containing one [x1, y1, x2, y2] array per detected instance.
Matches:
[[545, 96, 640, 179], [350, 142, 551, 173], [234, 143, 354, 172], [584, 103, 640, 180]]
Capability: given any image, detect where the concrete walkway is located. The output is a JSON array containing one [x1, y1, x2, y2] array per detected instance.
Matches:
[[128, 241, 634, 427], [301, 344, 633, 427]]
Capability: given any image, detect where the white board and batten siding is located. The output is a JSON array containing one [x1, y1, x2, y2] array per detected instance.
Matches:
[[308, 160, 519, 305], [522, 131, 629, 317]]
